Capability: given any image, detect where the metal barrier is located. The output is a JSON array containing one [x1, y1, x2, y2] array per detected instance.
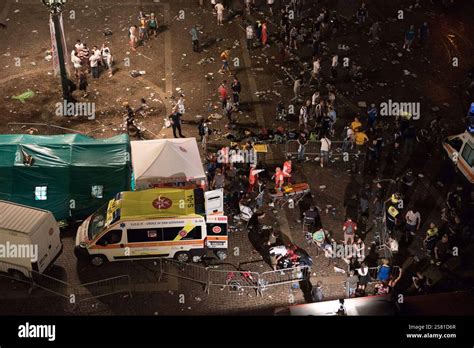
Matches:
[[0, 260, 71, 299], [260, 266, 311, 288], [158, 259, 210, 291], [208, 269, 262, 296], [285, 140, 359, 158], [75, 275, 133, 302], [0, 260, 132, 303]]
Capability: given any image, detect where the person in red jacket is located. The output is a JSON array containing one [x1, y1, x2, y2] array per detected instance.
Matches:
[[274, 167, 290, 191], [218, 81, 228, 110], [283, 159, 292, 185], [248, 164, 259, 192]]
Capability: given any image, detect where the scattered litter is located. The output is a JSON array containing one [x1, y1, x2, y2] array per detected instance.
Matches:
[[130, 70, 145, 78], [14, 9, 20, 13], [11, 90, 35, 103], [357, 101, 367, 108]]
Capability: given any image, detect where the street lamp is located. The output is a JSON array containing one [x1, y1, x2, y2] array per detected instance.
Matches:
[[42, 0, 72, 102]]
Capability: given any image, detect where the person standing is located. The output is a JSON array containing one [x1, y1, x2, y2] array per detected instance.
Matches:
[[356, 3, 368, 24], [403, 25, 416, 51], [148, 13, 158, 38], [219, 49, 231, 75], [71, 50, 82, 74], [368, 104, 378, 131], [310, 57, 321, 86], [129, 25, 138, 51], [299, 103, 309, 130], [356, 262, 370, 294], [218, 81, 228, 110], [78, 43, 90, 72], [89, 47, 101, 79], [292, 78, 302, 101], [190, 25, 200, 52], [177, 94, 186, 115], [311, 281, 324, 302], [261, 22, 268, 48], [320, 135, 331, 168], [138, 16, 148, 42], [169, 108, 185, 138], [231, 77, 241, 107], [198, 119, 209, 149], [346, 271, 359, 298], [405, 208, 421, 242], [331, 55, 339, 79], [267, 0, 274, 16], [297, 131, 308, 162], [418, 22, 430, 47], [77, 71, 88, 98], [368, 21, 380, 41], [246, 23, 255, 50], [342, 217, 357, 245], [283, 159, 292, 185], [215, 2, 225, 26], [101, 43, 113, 77]]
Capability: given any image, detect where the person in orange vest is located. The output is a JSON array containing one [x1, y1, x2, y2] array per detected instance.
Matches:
[[274, 167, 290, 191], [283, 159, 292, 185], [248, 164, 258, 192]]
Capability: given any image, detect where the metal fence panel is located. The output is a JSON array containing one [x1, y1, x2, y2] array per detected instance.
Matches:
[[159, 259, 209, 288], [260, 266, 311, 288], [75, 275, 132, 302]]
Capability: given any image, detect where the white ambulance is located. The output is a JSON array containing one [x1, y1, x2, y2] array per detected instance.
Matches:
[[74, 188, 228, 266], [443, 131, 474, 184]]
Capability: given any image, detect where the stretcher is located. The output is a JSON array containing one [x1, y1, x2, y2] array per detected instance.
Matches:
[[269, 183, 310, 208]]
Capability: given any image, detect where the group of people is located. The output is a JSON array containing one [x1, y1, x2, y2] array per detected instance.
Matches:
[[70, 40, 114, 98], [129, 11, 159, 51]]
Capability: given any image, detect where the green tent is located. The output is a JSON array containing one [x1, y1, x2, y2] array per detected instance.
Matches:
[[0, 134, 132, 221]]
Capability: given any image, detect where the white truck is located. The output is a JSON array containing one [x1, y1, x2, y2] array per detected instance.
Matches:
[[0, 201, 63, 279]]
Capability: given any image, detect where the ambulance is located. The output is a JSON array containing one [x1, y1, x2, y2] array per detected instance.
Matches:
[[442, 131, 474, 184], [74, 188, 228, 266]]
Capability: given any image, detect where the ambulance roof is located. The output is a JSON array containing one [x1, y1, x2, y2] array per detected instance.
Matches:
[[106, 188, 201, 223]]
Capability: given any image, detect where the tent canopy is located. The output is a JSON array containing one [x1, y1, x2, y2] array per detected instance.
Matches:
[[131, 138, 206, 188], [0, 134, 132, 220]]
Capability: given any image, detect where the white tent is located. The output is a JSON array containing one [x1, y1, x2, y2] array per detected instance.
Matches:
[[131, 138, 206, 189]]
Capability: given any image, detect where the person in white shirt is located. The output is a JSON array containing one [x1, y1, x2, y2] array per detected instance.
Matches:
[[267, 0, 275, 16], [101, 43, 113, 77], [310, 58, 321, 85], [71, 50, 82, 73], [246, 24, 254, 50], [177, 94, 186, 115], [215, 2, 224, 26], [89, 47, 101, 79], [74, 39, 84, 52], [405, 209, 421, 241], [299, 103, 308, 129], [320, 135, 331, 167], [331, 55, 339, 78]]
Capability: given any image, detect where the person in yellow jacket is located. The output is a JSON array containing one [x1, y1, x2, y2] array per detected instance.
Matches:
[[355, 129, 369, 154]]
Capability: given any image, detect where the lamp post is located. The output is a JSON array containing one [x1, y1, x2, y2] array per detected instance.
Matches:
[[42, 0, 72, 102]]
